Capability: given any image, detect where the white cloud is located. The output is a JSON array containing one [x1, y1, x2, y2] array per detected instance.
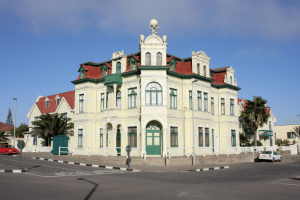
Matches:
[[1, 0, 300, 41]]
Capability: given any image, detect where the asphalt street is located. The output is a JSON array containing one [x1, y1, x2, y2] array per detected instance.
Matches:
[[1, 154, 300, 200]]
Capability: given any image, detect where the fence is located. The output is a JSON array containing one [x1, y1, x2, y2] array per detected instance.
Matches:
[[59, 146, 147, 159], [167, 146, 282, 158], [22, 146, 52, 153]]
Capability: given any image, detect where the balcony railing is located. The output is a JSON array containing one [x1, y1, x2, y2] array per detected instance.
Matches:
[[104, 74, 122, 86]]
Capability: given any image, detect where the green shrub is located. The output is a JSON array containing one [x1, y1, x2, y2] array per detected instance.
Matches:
[[250, 140, 263, 146]]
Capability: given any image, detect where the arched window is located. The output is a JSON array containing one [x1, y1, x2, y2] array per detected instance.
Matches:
[[230, 76, 232, 85], [145, 82, 162, 105], [203, 66, 206, 77], [156, 52, 162, 66], [145, 52, 151, 65], [116, 62, 121, 75], [197, 63, 200, 75], [116, 90, 121, 109]]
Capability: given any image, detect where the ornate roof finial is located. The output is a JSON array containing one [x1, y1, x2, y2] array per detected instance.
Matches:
[[149, 19, 159, 35]]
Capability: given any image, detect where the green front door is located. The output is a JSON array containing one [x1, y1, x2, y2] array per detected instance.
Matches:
[[146, 123, 161, 155]]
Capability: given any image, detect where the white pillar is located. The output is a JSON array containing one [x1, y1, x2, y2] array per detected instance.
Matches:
[[113, 84, 117, 109]]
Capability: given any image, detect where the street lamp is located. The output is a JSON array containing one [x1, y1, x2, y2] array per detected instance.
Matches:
[[192, 80, 198, 165], [297, 114, 300, 155], [13, 98, 17, 147]]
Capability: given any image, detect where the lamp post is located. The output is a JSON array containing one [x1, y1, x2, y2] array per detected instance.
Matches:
[[192, 80, 198, 165], [297, 114, 300, 155], [13, 98, 17, 147]]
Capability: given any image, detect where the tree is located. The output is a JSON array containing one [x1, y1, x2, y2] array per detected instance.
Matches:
[[6, 108, 13, 126], [239, 133, 250, 147], [0, 130, 9, 143], [16, 123, 29, 138], [241, 96, 270, 146], [30, 113, 74, 146]]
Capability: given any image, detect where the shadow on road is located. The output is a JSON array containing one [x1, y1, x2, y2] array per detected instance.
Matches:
[[77, 178, 98, 200], [27, 165, 42, 169]]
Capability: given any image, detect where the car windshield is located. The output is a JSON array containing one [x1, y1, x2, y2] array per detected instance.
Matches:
[[7, 145, 14, 149], [261, 151, 272, 154]]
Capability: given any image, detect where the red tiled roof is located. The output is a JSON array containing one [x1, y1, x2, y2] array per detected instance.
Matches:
[[74, 53, 232, 87], [36, 91, 75, 114], [0, 122, 16, 133]]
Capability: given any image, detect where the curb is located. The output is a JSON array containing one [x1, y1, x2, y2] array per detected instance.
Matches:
[[0, 169, 29, 173], [31, 157, 140, 172], [188, 166, 229, 172], [283, 157, 300, 160]]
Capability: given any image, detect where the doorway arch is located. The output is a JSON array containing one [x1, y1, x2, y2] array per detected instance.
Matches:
[[146, 122, 162, 155]]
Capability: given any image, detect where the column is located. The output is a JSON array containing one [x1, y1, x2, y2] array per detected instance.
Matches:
[[104, 86, 107, 110], [163, 128, 167, 157], [113, 84, 117, 109]]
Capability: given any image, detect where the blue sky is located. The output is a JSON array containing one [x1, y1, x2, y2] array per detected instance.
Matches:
[[1, 0, 300, 126]]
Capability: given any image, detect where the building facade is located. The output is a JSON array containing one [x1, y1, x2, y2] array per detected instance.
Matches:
[[28, 20, 243, 157], [274, 124, 299, 145]]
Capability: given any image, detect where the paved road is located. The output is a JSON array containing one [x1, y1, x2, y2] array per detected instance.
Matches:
[[1, 154, 300, 200]]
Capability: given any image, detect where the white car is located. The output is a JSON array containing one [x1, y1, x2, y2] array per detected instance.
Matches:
[[258, 150, 282, 162]]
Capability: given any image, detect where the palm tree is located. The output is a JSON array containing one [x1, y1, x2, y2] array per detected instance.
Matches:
[[0, 130, 9, 143], [30, 113, 74, 146], [241, 96, 270, 146]]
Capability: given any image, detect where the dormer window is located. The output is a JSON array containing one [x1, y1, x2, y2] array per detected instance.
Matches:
[[79, 68, 85, 79], [145, 52, 151, 65], [46, 100, 49, 107], [116, 62, 121, 74], [169, 58, 176, 72], [101, 65, 108, 77], [156, 52, 162, 66], [129, 57, 136, 70], [56, 98, 60, 106]]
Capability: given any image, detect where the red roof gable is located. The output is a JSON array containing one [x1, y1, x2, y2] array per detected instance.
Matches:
[[0, 122, 16, 133], [36, 91, 75, 114]]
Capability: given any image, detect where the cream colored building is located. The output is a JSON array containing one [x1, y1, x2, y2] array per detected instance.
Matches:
[[237, 98, 276, 146], [26, 91, 75, 149], [27, 20, 243, 157], [274, 124, 299, 145]]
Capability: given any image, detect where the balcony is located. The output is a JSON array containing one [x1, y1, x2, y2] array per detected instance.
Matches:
[[104, 74, 122, 86]]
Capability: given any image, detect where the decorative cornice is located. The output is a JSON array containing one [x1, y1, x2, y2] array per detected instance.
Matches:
[[211, 83, 241, 91], [138, 66, 170, 70], [167, 71, 214, 83]]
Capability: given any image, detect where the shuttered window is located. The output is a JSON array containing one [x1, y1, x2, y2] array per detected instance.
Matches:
[[170, 89, 177, 109], [128, 127, 137, 147], [78, 129, 83, 147], [170, 127, 178, 147], [128, 88, 137, 108], [205, 128, 209, 147], [199, 127, 203, 147]]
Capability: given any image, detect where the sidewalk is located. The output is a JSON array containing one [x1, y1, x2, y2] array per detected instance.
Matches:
[[21, 153, 232, 172]]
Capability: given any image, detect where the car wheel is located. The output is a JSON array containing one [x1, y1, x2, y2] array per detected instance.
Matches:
[[272, 158, 275, 163], [279, 157, 282, 162], [5, 151, 8, 155]]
